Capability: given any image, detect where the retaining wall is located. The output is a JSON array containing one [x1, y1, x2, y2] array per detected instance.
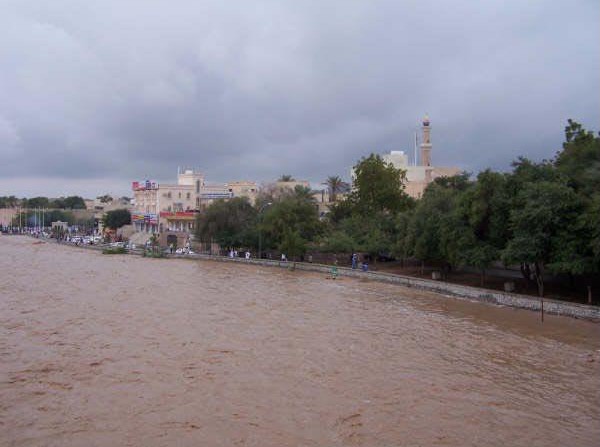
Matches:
[[54, 239, 600, 321], [175, 253, 600, 321]]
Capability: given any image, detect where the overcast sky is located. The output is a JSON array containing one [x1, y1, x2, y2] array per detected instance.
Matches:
[[1, 0, 598, 198]]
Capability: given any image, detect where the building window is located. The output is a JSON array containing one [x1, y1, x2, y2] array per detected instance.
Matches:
[[196, 197, 200, 207], [196, 180, 200, 193], [167, 192, 172, 199], [178, 192, 181, 199], [186, 192, 191, 199]]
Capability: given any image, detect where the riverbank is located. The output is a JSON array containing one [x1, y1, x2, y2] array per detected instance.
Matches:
[[31, 234, 599, 322], [183, 254, 600, 321]]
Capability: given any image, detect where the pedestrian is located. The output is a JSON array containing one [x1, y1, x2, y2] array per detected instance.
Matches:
[[245, 251, 250, 259], [331, 259, 338, 279], [351, 253, 357, 269], [281, 253, 287, 262]]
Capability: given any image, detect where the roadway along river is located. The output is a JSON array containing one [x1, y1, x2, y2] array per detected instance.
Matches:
[[1, 236, 599, 446]]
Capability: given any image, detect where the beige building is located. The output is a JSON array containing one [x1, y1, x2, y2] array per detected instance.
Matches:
[[0, 208, 18, 227], [227, 181, 258, 205], [382, 116, 461, 198], [89, 196, 133, 218], [131, 169, 257, 235]]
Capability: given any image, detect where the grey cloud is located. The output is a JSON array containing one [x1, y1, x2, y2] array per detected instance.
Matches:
[[0, 0, 598, 197]]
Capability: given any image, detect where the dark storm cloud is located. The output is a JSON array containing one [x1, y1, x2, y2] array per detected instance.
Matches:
[[0, 0, 598, 196]]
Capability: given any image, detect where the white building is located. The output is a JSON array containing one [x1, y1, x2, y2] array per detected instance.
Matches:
[[381, 116, 461, 198]]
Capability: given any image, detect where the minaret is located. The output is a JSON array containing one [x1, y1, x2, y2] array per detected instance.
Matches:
[[420, 115, 432, 167]]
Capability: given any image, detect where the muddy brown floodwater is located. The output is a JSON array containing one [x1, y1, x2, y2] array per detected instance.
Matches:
[[1, 236, 599, 446]]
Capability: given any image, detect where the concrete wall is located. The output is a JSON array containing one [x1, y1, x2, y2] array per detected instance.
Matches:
[[178, 255, 600, 321], [64, 240, 600, 321]]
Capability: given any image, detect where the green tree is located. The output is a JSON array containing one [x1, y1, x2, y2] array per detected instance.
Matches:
[[319, 229, 356, 253], [321, 154, 414, 263], [454, 170, 511, 285], [334, 213, 395, 262], [554, 120, 600, 198], [405, 175, 470, 276], [391, 211, 413, 262], [102, 209, 132, 230], [97, 194, 114, 204], [63, 196, 86, 209], [0, 196, 19, 208], [195, 197, 258, 249], [11, 209, 75, 227], [279, 229, 307, 265], [292, 185, 315, 202], [50, 198, 66, 209], [325, 175, 346, 202], [350, 154, 412, 215], [261, 195, 322, 255], [22, 197, 50, 209], [502, 181, 581, 297], [326, 198, 354, 224]]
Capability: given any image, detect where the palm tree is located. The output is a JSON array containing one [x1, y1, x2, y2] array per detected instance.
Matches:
[[325, 175, 344, 202], [293, 185, 316, 203], [278, 174, 295, 182]]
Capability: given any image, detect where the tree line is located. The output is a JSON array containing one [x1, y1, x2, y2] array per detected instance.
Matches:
[[195, 121, 599, 300], [9, 209, 94, 229], [0, 195, 87, 209]]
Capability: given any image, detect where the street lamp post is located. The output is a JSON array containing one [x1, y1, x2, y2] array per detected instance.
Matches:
[[257, 202, 272, 260]]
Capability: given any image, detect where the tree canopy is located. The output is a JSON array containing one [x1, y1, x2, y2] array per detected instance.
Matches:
[[102, 209, 131, 230], [195, 197, 258, 248]]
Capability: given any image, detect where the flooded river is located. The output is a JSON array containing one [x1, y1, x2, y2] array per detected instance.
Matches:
[[1, 236, 599, 446]]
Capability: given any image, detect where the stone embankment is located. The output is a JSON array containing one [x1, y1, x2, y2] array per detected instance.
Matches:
[[182, 254, 600, 321], [58, 239, 600, 321]]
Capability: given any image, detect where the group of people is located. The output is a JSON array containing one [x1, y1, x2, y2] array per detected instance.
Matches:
[[227, 249, 289, 262], [228, 249, 253, 259], [351, 253, 368, 271]]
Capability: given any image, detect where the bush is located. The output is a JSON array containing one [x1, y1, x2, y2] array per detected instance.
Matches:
[[142, 249, 165, 258], [102, 247, 127, 254]]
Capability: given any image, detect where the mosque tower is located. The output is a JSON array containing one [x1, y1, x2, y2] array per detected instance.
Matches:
[[420, 115, 432, 167]]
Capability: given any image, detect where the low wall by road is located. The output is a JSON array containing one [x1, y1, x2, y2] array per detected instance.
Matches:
[[35, 237, 600, 321]]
